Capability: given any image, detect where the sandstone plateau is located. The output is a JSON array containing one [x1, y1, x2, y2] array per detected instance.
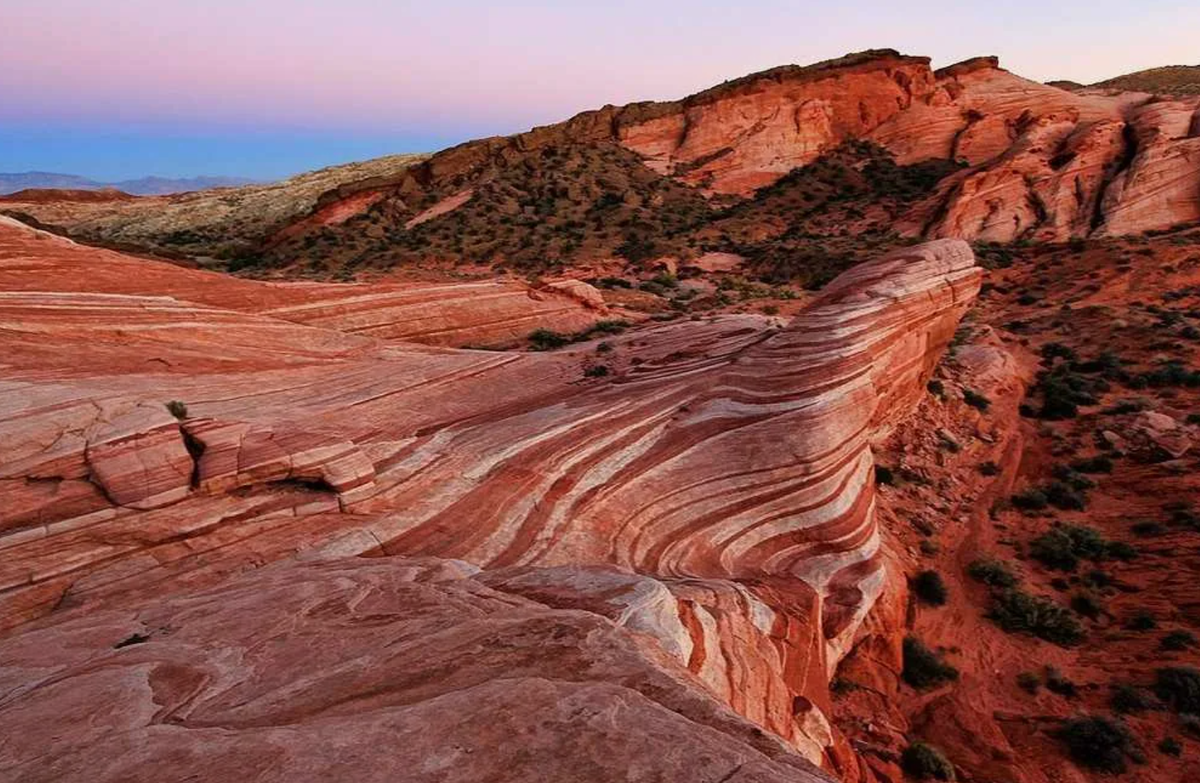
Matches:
[[3, 48, 1200, 783]]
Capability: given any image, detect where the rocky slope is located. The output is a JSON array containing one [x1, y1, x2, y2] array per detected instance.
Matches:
[[0, 153, 426, 261], [8, 51, 1199, 285], [243, 50, 1200, 274], [0, 214, 979, 781], [1088, 64, 1200, 96]]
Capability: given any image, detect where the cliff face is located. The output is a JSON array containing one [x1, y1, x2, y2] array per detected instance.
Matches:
[[0, 217, 978, 781]]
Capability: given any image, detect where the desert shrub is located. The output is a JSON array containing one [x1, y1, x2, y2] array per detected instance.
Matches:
[[912, 570, 948, 606], [1131, 521, 1164, 537], [1030, 364, 1106, 420], [1105, 541, 1137, 561], [528, 328, 572, 350], [165, 400, 188, 419], [1012, 488, 1049, 511], [1071, 455, 1113, 474], [963, 388, 991, 411], [1071, 592, 1104, 620], [900, 742, 955, 781], [1043, 480, 1088, 511], [1111, 684, 1154, 714], [979, 461, 1001, 476], [875, 465, 895, 485], [1030, 524, 1108, 571], [1155, 667, 1200, 713], [919, 539, 940, 556], [1017, 671, 1041, 694], [583, 365, 610, 378], [927, 379, 945, 397], [1162, 631, 1198, 651], [1057, 716, 1142, 773], [968, 558, 1018, 588], [902, 637, 959, 689], [989, 589, 1085, 646], [1045, 666, 1078, 697], [1051, 465, 1096, 490], [1158, 736, 1182, 756], [1125, 610, 1158, 631]]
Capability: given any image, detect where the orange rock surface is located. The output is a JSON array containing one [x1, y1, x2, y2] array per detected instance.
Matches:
[[0, 216, 979, 781]]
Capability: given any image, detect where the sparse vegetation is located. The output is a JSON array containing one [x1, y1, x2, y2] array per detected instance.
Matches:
[[1057, 716, 1142, 773], [900, 741, 956, 781], [1155, 667, 1200, 713], [988, 589, 1084, 646], [165, 400, 188, 419], [902, 636, 959, 689], [962, 388, 991, 412], [1017, 671, 1041, 694], [912, 570, 948, 606], [968, 558, 1018, 588], [1029, 523, 1108, 571], [1162, 631, 1198, 652]]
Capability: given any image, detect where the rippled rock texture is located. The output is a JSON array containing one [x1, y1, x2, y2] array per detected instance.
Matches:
[[0, 218, 979, 781]]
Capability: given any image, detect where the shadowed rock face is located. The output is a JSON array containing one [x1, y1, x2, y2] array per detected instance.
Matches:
[[0, 218, 978, 781]]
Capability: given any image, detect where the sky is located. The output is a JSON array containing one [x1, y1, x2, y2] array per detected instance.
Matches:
[[3, 0, 1198, 181]]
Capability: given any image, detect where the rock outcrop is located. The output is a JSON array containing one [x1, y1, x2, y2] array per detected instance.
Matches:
[[0, 218, 980, 780], [270, 50, 1199, 254]]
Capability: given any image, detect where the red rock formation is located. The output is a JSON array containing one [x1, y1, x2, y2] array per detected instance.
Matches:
[[0, 217, 979, 780], [0, 557, 833, 783], [285, 51, 1198, 248]]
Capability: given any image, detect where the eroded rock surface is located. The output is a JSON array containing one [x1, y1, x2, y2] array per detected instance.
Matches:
[[0, 219, 979, 781]]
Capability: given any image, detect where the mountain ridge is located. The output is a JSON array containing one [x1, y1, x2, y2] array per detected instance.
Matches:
[[0, 171, 257, 196]]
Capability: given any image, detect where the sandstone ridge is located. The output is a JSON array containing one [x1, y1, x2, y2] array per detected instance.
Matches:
[[0, 218, 980, 781]]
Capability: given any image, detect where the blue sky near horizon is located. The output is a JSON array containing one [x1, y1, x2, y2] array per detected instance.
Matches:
[[4, 0, 1199, 181]]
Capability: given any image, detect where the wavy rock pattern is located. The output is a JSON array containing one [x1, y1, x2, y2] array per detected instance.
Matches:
[[0, 220, 979, 780], [0, 557, 833, 783]]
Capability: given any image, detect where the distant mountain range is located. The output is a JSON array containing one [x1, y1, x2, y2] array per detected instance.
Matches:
[[0, 171, 258, 196]]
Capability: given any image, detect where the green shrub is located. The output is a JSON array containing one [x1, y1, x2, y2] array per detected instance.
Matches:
[[1125, 610, 1158, 631], [1111, 684, 1153, 714], [1158, 736, 1182, 756], [528, 328, 572, 350], [1030, 524, 1108, 571], [1071, 592, 1104, 620], [1162, 631, 1198, 651], [900, 742, 955, 780], [968, 558, 1018, 588], [963, 388, 991, 411], [1057, 716, 1141, 773], [1012, 488, 1049, 511], [165, 400, 188, 420], [1155, 667, 1200, 713], [1017, 671, 1041, 694], [902, 637, 959, 689], [1071, 455, 1113, 474], [989, 589, 1085, 646], [1045, 666, 1078, 697], [912, 570, 948, 606]]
